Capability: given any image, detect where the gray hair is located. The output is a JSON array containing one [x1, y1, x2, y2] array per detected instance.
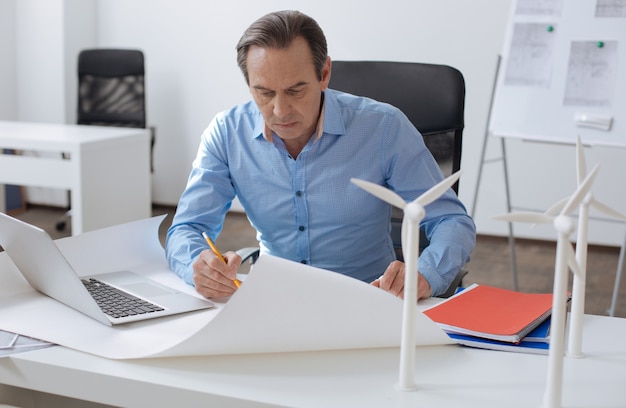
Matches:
[[236, 10, 328, 84]]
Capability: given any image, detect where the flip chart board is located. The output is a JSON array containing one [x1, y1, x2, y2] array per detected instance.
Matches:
[[489, 0, 626, 147]]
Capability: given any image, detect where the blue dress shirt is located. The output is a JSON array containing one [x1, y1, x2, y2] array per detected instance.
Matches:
[[165, 89, 476, 296]]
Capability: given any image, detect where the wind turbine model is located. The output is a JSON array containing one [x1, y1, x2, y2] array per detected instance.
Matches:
[[494, 165, 599, 408], [543, 136, 626, 357], [351, 171, 462, 391]]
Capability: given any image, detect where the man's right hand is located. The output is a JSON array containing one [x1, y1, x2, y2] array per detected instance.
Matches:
[[192, 249, 242, 298]]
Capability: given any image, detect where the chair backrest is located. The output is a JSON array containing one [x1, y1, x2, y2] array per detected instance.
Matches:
[[329, 60, 465, 259], [77, 49, 146, 128]]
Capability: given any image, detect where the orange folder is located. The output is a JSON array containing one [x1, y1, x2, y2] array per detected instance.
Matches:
[[423, 284, 554, 343]]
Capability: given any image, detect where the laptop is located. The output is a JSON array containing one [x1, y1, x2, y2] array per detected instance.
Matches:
[[0, 212, 214, 326]]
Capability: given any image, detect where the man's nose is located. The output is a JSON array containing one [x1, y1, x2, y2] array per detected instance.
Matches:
[[273, 94, 291, 118]]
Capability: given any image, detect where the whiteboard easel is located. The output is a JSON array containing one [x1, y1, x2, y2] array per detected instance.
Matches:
[[491, 0, 626, 147], [473, 0, 626, 315]]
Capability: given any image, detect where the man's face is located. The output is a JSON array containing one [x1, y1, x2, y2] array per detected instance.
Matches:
[[247, 36, 331, 147]]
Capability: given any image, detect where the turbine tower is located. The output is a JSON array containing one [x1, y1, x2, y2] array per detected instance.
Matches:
[[543, 137, 626, 357], [495, 165, 598, 408], [351, 171, 461, 391]]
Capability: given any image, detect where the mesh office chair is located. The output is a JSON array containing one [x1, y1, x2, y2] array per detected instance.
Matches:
[[56, 49, 155, 231], [238, 60, 467, 298]]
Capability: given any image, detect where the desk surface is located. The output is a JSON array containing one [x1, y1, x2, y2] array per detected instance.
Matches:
[[0, 120, 148, 151], [0, 120, 151, 234], [1, 314, 625, 408]]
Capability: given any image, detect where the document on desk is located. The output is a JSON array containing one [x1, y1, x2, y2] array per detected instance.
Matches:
[[0, 216, 452, 359], [0, 329, 54, 357]]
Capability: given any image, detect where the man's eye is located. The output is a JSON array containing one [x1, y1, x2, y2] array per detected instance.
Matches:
[[255, 89, 273, 98]]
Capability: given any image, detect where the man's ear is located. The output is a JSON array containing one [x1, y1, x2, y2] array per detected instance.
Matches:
[[320, 57, 332, 90]]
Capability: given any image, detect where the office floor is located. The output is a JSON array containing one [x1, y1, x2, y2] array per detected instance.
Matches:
[[8, 204, 626, 318]]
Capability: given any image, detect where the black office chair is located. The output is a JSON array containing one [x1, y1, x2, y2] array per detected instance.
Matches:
[[56, 49, 155, 231], [238, 60, 467, 298]]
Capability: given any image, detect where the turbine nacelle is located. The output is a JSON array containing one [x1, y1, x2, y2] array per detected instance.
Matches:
[[404, 202, 425, 222], [554, 215, 575, 235]]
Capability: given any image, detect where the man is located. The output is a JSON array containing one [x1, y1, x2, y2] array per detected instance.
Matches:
[[165, 10, 475, 300]]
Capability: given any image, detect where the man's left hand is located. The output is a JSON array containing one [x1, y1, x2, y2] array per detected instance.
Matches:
[[371, 260, 432, 300]]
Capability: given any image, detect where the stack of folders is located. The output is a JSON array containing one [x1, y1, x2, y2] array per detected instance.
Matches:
[[423, 284, 555, 355]]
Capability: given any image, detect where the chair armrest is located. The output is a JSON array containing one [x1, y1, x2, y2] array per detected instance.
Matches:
[[437, 268, 469, 299], [236, 247, 260, 264], [148, 126, 156, 172]]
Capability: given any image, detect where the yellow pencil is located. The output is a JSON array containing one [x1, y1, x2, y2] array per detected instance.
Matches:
[[202, 232, 241, 288]]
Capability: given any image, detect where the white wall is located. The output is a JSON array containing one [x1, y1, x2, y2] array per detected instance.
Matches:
[[11, 0, 97, 206], [0, 0, 16, 211], [94, 0, 512, 213], [14, 0, 67, 206], [2, 0, 625, 247], [15, 0, 66, 123], [0, 0, 17, 121]]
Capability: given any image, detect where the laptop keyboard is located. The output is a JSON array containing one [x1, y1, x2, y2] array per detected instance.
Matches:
[[82, 278, 165, 319]]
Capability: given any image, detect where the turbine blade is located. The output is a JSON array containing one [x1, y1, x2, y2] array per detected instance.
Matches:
[[351, 178, 406, 209], [564, 243, 582, 277], [544, 196, 569, 216], [493, 212, 554, 224], [591, 199, 626, 221], [576, 135, 586, 186], [561, 164, 600, 216], [414, 171, 462, 207]]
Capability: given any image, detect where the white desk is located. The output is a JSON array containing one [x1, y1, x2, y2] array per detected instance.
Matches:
[[0, 219, 624, 407], [0, 121, 151, 235], [0, 314, 624, 408]]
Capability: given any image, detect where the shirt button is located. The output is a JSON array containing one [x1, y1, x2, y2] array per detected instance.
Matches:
[[296, 191, 303, 197], [300, 260, 308, 264], [298, 226, 305, 231]]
